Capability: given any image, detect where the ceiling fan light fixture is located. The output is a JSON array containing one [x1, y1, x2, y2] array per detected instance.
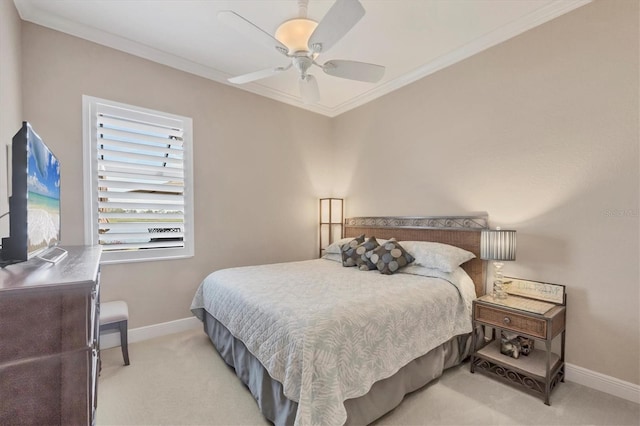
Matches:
[[223, 0, 385, 105], [275, 18, 318, 54]]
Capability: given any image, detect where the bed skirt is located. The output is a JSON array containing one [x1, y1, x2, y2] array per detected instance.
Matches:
[[203, 311, 477, 425]]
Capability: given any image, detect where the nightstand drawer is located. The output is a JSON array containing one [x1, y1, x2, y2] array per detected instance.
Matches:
[[475, 304, 547, 338]]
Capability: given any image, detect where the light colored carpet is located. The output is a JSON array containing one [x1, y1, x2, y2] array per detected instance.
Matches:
[[97, 329, 639, 426]]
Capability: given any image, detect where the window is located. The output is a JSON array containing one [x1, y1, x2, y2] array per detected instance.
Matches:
[[83, 96, 194, 264]]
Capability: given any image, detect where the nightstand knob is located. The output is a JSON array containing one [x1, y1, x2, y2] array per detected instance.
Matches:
[[503, 316, 511, 324]]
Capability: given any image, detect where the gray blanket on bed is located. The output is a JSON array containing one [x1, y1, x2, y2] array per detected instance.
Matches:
[[191, 259, 474, 426]]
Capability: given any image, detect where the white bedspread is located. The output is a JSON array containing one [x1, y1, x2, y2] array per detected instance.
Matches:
[[191, 259, 475, 426]]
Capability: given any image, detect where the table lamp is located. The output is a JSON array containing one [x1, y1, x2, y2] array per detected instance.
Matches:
[[480, 227, 517, 299]]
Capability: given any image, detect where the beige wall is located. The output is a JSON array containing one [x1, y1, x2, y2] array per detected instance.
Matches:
[[0, 0, 23, 236], [332, 0, 639, 385], [18, 22, 332, 330], [6, 0, 638, 386]]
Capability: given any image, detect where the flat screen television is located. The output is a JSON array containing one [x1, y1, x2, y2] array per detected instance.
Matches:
[[1, 122, 62, 263]]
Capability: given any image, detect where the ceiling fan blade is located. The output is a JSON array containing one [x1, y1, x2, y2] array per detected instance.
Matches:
[[322, 60, 385, 83], [308, 0, 365, 54], [228, 66, 288, 84], [299, 75, 320, 104], [218, 11, 288, 56]]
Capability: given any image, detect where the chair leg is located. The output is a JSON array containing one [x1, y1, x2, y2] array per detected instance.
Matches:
[[119, 320, 130, 366]]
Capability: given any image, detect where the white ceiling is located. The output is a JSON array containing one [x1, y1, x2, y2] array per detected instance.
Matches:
[[14, 0, 590, 117]]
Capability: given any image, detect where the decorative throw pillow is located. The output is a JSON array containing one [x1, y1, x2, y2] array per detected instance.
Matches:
[[399, 241, 475, 272], [370, 239, 415, 275], [354, 236, 380, 271], [341, 234, 365, 267], [325, 237, 361, 255]]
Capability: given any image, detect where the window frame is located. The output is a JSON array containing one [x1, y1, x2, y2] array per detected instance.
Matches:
[[82, 95, 194, 264]]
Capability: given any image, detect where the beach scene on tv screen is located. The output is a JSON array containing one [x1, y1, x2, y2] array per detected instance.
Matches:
[[27, 136, 60, 254]]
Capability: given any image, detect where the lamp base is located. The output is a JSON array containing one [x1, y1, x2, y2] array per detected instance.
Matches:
[[493, 280, 508, 299], [492, 261, 508, 299]]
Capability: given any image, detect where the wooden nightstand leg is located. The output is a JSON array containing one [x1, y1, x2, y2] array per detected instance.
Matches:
[[470, 324, 477, 373], [560, 330, 566, 382], [544, 340, 552, 405]]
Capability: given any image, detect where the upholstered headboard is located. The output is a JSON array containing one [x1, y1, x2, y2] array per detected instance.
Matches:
[[344, 216, 488, 297]]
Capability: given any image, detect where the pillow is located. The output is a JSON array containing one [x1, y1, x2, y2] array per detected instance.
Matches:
[[340, 234, 365, 267], [400, 266, 477, 313], [400, 264, 455, 280], [370, 239, 415, 275], [325, 237, 360, 255], [326, 237, 389, 254], [321, 253, 342, 262], [355, 236, 381, 271], [399, 241, 475, 273]]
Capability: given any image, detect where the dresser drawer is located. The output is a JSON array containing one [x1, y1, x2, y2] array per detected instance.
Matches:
[[475, 303, 547, 339], [0, 287, 90, 363]]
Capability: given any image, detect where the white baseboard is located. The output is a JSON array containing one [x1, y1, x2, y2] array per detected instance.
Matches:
[[565, 363, 640, 404], [100, 316, 201, 350], [101, 319, 639, 405]]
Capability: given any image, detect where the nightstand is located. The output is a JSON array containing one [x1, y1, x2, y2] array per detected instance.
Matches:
[[470, 292, 566, 405]]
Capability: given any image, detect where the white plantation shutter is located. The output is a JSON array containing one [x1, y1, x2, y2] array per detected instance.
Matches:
[[83, 96, 194, 263]]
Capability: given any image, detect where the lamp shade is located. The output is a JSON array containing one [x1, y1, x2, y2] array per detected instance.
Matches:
[[320, 198, 343, 224], [480, 229, 516, 261], [275, 18, 318, 54]]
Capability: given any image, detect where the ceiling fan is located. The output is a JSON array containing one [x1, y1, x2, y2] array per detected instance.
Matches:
[[218, 0, 385, 104]]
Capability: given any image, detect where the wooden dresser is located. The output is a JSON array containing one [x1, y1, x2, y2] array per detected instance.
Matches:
[[0, 246, 102, 425]]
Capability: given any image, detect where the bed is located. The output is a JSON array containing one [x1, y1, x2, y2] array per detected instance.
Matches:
[[191, 215, 488, 425]]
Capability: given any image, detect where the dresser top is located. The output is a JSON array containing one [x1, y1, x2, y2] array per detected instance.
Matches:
[[0, 246, 102, 293]]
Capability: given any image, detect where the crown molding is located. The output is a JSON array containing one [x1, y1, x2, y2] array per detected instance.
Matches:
[[15, 0, 591, 118], [329, 0, 592, 117], [13, 0, 335, 116]]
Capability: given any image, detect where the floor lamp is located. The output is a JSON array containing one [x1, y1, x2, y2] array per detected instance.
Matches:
[[319, 198, 343, 258]]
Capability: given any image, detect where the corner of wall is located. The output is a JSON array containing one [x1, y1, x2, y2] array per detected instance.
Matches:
[[0, 0, 24, 238]]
